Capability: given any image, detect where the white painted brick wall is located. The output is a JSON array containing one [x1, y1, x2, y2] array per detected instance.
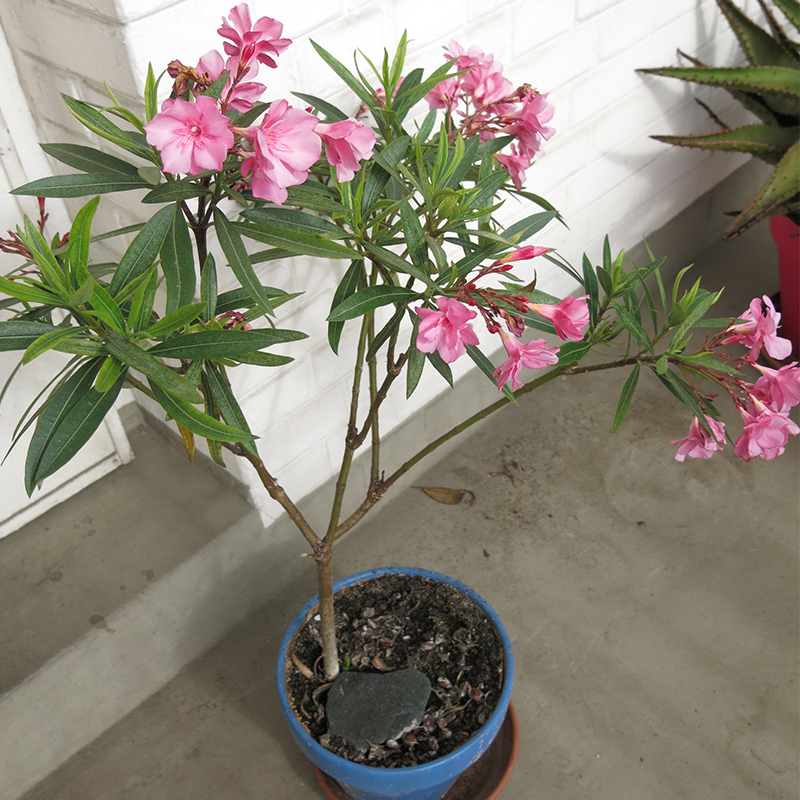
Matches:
[[0, 0, 772, 527]]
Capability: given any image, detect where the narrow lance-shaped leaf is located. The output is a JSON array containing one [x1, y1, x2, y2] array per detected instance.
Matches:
[[0, 321, 60, 352], [40, 143, 141, 176], [149, 380, 255, 444], [465, 344, 516, 403], [148, 328, 307, 360], [161, 205, 197, 313], [406, 315, 425, 398], [611, 362, 640, 434], [67, 198, 101, 284], [328, 285, 418, 322], [204, 362, 259, 455], [214, 209, 275, 316], [25, 358, 126, 495], [23, 327, 90, 365], [109, 205, 174, 297], [328, 260, 364, 354], [11, 173, 150, 198], [144, 303, 205, 339], [201, 253, 218, 323], [613, 301, 654, 353], [400, 198, 429, 274], [128, 269, 159, 333], [61, 95, 154, 158], [361, 136, 410, 215]]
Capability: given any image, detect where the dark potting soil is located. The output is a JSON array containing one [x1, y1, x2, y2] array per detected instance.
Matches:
[[285, 573, 504, 768]]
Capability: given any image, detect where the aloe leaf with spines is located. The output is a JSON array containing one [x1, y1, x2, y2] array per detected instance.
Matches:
[[640, 0, 800, 237]]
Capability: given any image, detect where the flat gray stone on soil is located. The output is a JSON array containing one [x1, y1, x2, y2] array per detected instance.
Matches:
[[326, 668, 431, 750]]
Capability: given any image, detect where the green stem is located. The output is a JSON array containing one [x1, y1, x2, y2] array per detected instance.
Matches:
[[367, 312, 379, 487]]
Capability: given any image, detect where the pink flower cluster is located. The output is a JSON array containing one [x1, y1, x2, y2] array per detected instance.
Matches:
[[425, 41, 555, 190], [143, 4, 375, 203], [671, 298, 799, 463], [414, 246, 589, 392]]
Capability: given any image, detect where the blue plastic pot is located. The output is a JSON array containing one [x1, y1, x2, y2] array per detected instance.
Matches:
[[277, 566, 514, 800]]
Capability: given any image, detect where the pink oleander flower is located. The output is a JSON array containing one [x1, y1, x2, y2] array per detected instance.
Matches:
[[218, 3, 291, 70], [425, 41, 500, 111], [502, 91, 555, 159], [493, 329, 559, 391], [527, 295, 590, 342], [425, 75, 460, 110], [144, 96, 234, 176], [734, 399, 800, 461], [723, 295, 792, 361], [461, 58, 512, 111], [196, 50, 265, 113], [492, 245, 550, 267], [495, 144, 531, 190], [415, 297, 480, 363], [240, 100, 321, 205], [316, 119, 376, 183], [751, 361, 800, 413], [670, 416, 726, 462]]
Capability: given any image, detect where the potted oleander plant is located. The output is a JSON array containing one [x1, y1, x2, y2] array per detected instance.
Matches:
[[639, 0, 800, 354], [2, 5, 798, 798]]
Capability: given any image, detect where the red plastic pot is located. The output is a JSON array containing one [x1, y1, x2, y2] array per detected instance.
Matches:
[[770, 215, 799, 356]]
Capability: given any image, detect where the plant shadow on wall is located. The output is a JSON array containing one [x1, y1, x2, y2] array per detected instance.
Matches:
[[1, 4, 798, 799]]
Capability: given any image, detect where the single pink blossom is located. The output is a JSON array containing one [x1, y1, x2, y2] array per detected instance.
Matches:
[[316, 119, 376, 183], [415, 297, 479, 363], [751, 361, 800, 413], [492, 245, 550, 267], [240, 100, 321, 205], [723, 295, 792, 361], [196, 50, 266, 113], [495, 144, 531, 190], [527, 295, 590, 342], [493, 329, 559, 391], [733, 399, 799, 461], [144, 96, 234, 175], [461, 57, 512, 111], [425, 76, 460, 110], [502, 91, 555, 158], [670, 416, 726, 462], [218, 4, 291, 70]]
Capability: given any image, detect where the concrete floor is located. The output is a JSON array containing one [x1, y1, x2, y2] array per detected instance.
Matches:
[[8, 222, 800, 799]]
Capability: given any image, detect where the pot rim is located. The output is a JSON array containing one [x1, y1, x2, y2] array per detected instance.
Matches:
[[277, 565, 515, 779]]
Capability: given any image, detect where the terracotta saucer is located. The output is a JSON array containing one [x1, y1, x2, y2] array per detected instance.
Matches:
[[312, 702, 519, 800]]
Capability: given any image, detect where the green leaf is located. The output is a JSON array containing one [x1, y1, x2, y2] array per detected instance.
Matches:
[[463, 170, 509, 210], [772, 0, 800, 31], [362, 241, 437, 289], [365, 305, 405, 361], [557, 341, 592, 365], [613, 301, 654, 353], [400, 198, 430, 274], [291, 91, 348, 121], [582, 254, 599, 327], [241, 207, 348, 237], [108, 205, 174, 297], [204, 70, 230, 101], [12, 172, 151, 198], [203, 362, 258, 455], [25, 358, 126, 495], [235, 222, 356, 259], [284, 185, 345, 215], [149, 380, 255, 444], [406, 316, 425, 398], [361, 136, 411, 214], [21, 217, 69, 296], [651, 125, 799, 164], [66, 198, 101, 284], [88, 281, 126, 333], [0, 321, 60, 352], [233, 351, 294, 367], [40, 143, 140, 175], [328, 285, 418, 322], [442, 134, 480, 190], [128, 269, 158, 333], [418, 108, 437, 142], [104, 332, 203, 404], [503, 210, 560, 243], [201, 254, 218, 323], [328, 260, 364, 354], [214, 285, 292, 315], [144, 303, 205, 339], [23, 327, 90, 364], [142, 180, 211, 204], [656, 353, 669, 375], [61, 95, 154, 159], [94, 356, 123, 392], [144, 63, 159, 123], [137, 166, 162, 185], [161, 206, 197, 313], [717, 0, 798, 68], [310, 40, 381, 117], [0, 276, 59, 305], [214, 210, 275, 316], [676, 352, 744, 377], [426, 350, 453, 387], [466, 344, 516, 402], [611, 362, 640, 434], [148, 328, 306, 360]]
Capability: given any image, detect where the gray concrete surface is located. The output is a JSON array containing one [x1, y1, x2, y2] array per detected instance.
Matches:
[[8, 217, 798, 799]]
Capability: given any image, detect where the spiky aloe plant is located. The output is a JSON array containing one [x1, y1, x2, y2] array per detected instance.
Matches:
[[639, 0, 800, 239]]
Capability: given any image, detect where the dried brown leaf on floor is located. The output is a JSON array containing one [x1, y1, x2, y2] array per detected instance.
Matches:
[[291, 651, 315, 680], [416, 486, 475, 505]]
